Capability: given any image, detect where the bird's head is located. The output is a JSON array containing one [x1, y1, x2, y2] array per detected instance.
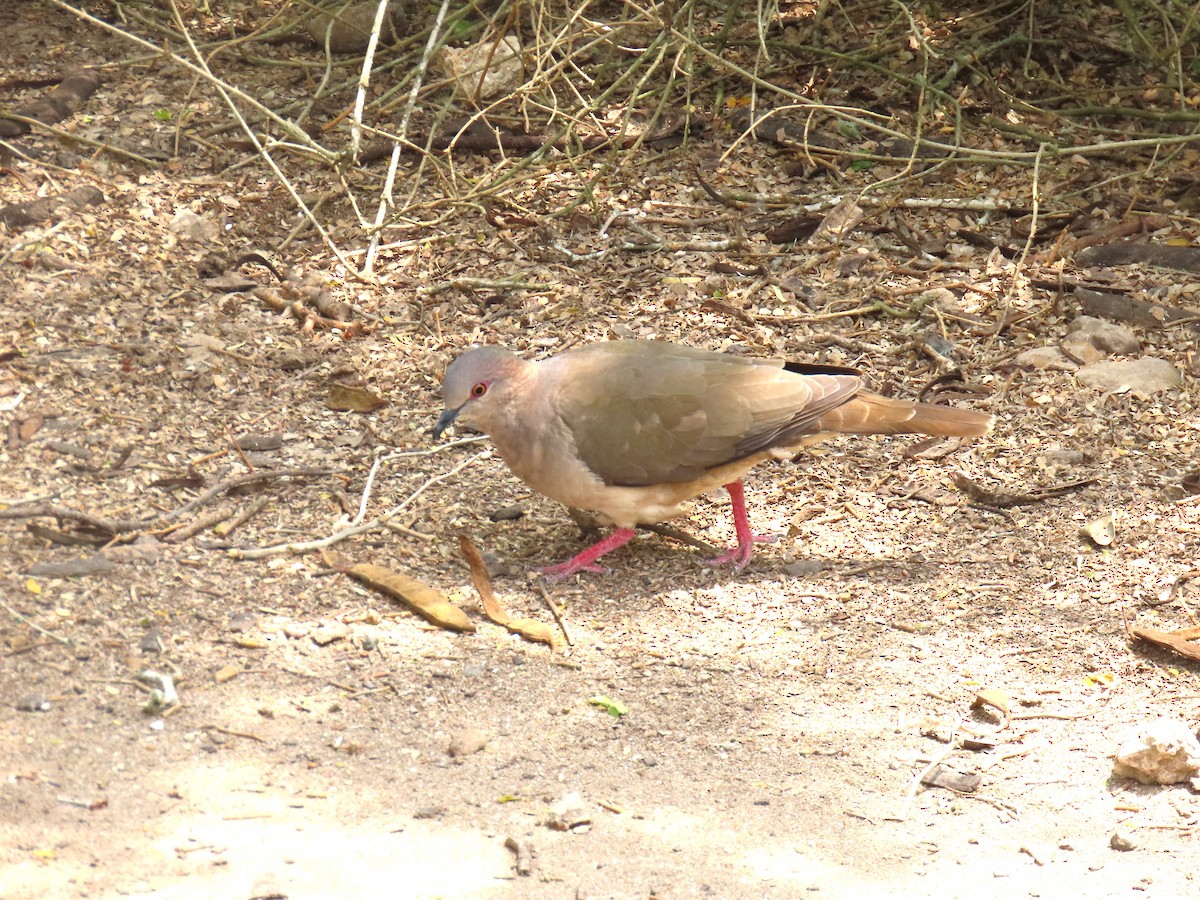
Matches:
[[433, 346, 524, 441]]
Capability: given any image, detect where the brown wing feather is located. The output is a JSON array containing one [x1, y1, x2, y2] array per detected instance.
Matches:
[[551, 342, 863, 486], [815, 392, 993, 437]]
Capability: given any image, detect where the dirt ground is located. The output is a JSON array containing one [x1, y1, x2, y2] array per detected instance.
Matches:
[[3, 3, 1200, 898]]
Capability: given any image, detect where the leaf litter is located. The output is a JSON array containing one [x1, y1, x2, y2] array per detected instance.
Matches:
[[3, 2, 1200, 897]]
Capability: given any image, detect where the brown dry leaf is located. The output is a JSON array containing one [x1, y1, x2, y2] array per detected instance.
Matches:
[[345, 562, 475, 633], [810, 198, 865, 244], [1130, 624, 1200, 663], [971, 688, 1011, 718], [1182, 471, 1200, 495], [920, 764, 982, 793], [326, 382, 386, 413], [458, 535, 559, 648], [18, 413, 43, 443]]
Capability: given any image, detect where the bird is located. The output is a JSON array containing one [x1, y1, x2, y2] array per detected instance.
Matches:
[[433, 340, 992, 579]]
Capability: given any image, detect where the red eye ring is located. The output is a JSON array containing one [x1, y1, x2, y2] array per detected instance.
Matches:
[[470, 382, 488, 398]]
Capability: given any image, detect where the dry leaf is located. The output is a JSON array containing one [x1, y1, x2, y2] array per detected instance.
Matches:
[[971, 688, 1011, 718], [458, 535, 559, 648], [346, 562, 475, 633], [1130, 624, 1200, 663], [326, 382, 386, 412], [1080, 512, 1115, 547]]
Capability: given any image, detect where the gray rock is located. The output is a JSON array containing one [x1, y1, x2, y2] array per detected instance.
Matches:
[[1068, 316, 1140, 354], [1076, 358, 1182, 394]]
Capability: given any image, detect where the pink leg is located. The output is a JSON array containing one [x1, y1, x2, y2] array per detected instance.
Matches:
[[702, 481, 777, 570], [540, 527, 637, 581]]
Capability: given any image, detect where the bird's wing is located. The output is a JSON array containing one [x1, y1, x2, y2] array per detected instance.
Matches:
[[549, 342, 860, 486]]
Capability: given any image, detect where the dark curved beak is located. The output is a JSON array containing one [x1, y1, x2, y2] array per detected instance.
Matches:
[[432, 406, 460, 441]]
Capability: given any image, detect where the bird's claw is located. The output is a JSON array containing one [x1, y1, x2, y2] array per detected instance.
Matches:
[[702, 533, 779, 570], [539, 561, 611, 581]]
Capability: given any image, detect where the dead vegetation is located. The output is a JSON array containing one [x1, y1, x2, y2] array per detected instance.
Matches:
[[2, 1, 1200, 897]]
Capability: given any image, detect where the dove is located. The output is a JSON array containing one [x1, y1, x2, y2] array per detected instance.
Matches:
[[433, 340, 992, 578]]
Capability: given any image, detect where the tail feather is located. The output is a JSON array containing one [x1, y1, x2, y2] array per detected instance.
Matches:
[[815, 392, 993, 438]]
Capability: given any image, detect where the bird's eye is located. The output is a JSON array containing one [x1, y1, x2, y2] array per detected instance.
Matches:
[[470, 382, 488, 398]]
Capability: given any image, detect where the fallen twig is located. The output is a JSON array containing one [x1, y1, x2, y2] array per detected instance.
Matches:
[[230, 451, 488, 559], [204, 724, 267, 743], [0, 595, 72, 645], [954, 473, 1097, 508], [160, 467, 334, 524]]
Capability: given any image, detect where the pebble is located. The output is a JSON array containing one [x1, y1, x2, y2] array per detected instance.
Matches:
[[16, 693, 50, 712], [1110, 831, 1137, 852], [448, 727, 489, 758], [1015, 347, 1077, 371]]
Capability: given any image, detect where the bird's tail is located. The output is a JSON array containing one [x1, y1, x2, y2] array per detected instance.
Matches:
[[815, 392, 993, 438]]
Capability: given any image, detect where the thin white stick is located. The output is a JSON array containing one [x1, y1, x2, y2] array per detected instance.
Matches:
[[229, 450, 489, 560], [349, 0, 394, 163], [363, 0, 453, 276]]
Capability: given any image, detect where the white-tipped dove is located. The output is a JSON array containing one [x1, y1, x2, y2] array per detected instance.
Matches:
[[433, 340, 992, 578]]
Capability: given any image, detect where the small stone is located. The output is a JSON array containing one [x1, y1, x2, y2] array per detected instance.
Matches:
[[1068, 316, 1140, 354], [228, 610, 258, 632], [1113, 719, 1200, 784], [1110, 831, 1137, 852], [213, 665, 240, 684], [16, 693, 50, 712], [1015, 347, 1077, 371], [448, 728, 489, 758], [139, 628, 167, 654], [283, 623, 312, 639]]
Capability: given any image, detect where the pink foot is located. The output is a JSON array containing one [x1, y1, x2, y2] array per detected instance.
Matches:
[[539, 527, 636, 581], [703, 533, 779, 570], [701, 481, 776, 571]]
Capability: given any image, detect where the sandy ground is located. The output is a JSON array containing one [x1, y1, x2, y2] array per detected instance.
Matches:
[[3, 3, 1200, 898]]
